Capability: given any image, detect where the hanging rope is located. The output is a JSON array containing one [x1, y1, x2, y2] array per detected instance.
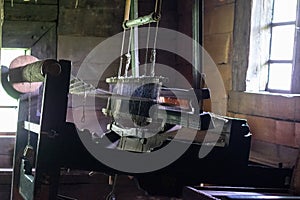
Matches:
[[118, 30, 126, 78], [124, 28, 133, 77], [81, 89, 87, 123], [118, 0, 131, 78], [75, 0, 79, 8], [150, 21, 159, 77], [144, 24, 151, 76], [27, 71, 32, 146]]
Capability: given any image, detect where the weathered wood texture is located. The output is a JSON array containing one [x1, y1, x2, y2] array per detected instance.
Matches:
[[0, 173, 11, 200], [0, 136, 15, 168], [0, 0, 3, 65], [58, 0, 124, 37], [4, 0, 57, 5], [31, 23, 57, 59], [246, 0, 272, 92], [59, 0, 119, 9], [292, 1, 300, 93], [2, 21, 55, 48], [228, 91, 300, 121], [0, 172, 182, 200], [2, 0, 58, 56], [4, 3, 57, 21], [232, 0, 252, 91]]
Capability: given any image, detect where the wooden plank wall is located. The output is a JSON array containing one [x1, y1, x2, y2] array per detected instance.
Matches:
[[0, 136, 15, 168], [2, 0, 58, 54]]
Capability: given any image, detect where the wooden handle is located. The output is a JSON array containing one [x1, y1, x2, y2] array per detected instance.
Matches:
[[124, 0, 131, 21]]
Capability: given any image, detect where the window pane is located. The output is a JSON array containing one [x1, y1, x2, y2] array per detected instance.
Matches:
[[1, 48, 30, 67], [270, 25, 295, 60], [268, 63, 292, 91], [0, 108, 18, 132], [273, 0, 297, 23]]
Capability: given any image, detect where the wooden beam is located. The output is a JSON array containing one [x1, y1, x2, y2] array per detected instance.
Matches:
[[2, 20, 55, 48], [4, 3, 57, 22], [228, 91, 300, 122], [4, 0, 57, 5], [58, 7, 123, 37], [232, 0, 252, 91], [31, 24, 57, 59]]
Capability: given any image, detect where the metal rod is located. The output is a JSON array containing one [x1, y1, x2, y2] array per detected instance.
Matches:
[[123, 12, 157, 29], [8, 59, 61, 83]]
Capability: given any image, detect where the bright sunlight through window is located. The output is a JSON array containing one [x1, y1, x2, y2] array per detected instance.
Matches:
[[0, 48, 31, 132], [267, 0, 297, 91]]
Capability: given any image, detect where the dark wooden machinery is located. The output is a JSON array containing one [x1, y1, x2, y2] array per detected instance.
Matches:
[[0, 58, 294, 200], [1, 0, 298, 199]]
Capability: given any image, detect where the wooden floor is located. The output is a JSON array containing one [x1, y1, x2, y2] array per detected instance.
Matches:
[[58, 172, 183, 200]]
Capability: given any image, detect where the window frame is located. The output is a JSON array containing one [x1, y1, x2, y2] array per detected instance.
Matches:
[[291, 0, 300, 93], [266, 0, 300, 93], [234, 0, 300, 94]]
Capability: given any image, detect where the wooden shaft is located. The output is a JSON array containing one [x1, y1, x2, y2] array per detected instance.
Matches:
[[124, 0, 131, 21], [9, 59, 61, 83]]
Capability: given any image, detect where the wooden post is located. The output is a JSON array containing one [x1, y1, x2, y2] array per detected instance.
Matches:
[[291, 146, 300, 195], [124, 0, 131, 21]]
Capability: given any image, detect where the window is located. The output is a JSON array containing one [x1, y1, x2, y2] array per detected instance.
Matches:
[[0, 48, 31, 133], [267, 0, 298, 92], [246, 0, 300, 94]]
